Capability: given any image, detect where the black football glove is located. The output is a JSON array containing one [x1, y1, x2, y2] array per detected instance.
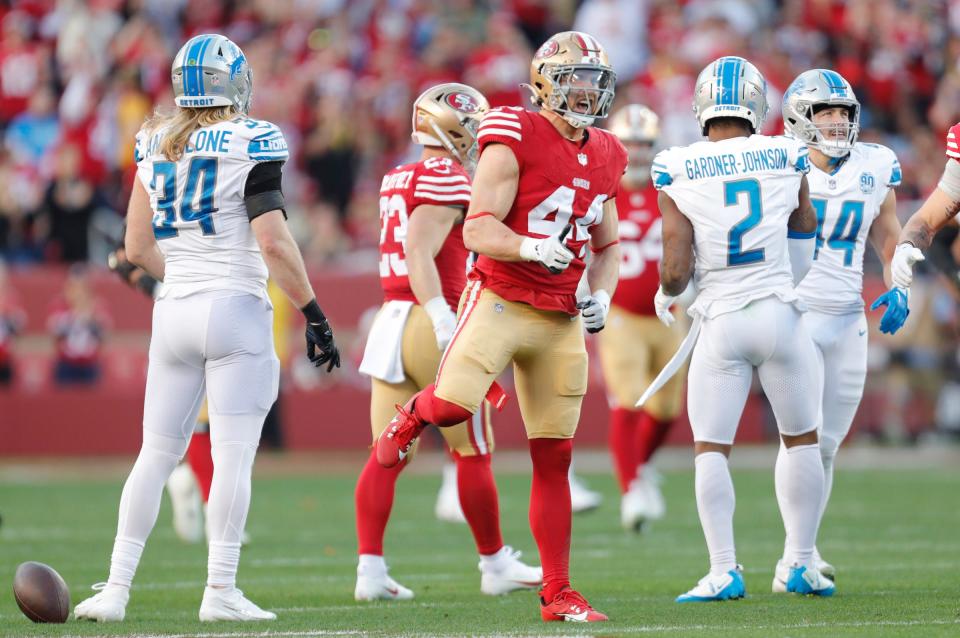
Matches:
[[302, 299, 340, 373]]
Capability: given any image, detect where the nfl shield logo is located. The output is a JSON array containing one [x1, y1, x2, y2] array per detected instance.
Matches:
[[578, 153, 588, 166]]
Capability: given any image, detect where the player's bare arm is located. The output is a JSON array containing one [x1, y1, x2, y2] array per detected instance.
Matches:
[[658, 190, 694, 297], [787, 174, 817, 235], [868, 189, 901, 287], [125, 178, 166, 281], [462, 144, 523, 260], [251, 211, 315, 308], [899, 185, 960, 250], [405, 204, 460, 304], [586, 198, 620, 297]]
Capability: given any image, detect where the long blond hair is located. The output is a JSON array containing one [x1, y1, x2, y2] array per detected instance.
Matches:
[[143, 105, 239, 162]]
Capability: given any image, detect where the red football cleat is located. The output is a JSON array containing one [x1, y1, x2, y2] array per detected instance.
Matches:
[[376, 393, 427, 468], [540, 588, 608, 622]]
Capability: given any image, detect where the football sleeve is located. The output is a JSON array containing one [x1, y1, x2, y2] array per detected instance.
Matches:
[[651, 149, 675, 191], [947, 124, 960, 160], [477, 108, 525, 168], [412, 162, 471, 209], [244, 161, 286, 220]]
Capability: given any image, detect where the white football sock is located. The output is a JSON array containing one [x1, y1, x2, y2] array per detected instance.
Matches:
[[694, 452, 737, 575], [358, 554, 387, 575], [205, 413, 264, 588], [777, 443, 824, 568], [818, 449, 835, 527], [775, 441, 790, 560], [109, 430, 187, 587]]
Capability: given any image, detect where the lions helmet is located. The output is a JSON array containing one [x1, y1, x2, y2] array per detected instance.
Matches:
[[528, 31, 617, 129], [412, 83, 489, 170], [692, 56, 768, 136], [172, 34, 252, 114], [608, 104, 659, 183], [783, 69, 860, 158]]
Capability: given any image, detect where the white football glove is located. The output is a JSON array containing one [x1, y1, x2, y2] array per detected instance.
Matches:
[[577, 289, 611, 333], [424, 296, 457, 351], [890, 243, 925, 290], [520, 224, 575, 273], [654, 286, 677, 327]]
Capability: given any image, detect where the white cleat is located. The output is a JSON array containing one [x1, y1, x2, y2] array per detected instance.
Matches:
[[676, 566, 745, 603], [199, 586, 276, 621], [74, 583, 129, 622], [479, 545, 543, 595], [773, 553, 836, 593], [637, 467, 666, 520], [569, 470, 602, 514], [167, 463, 204, 544], [435, 463, 467, 524], [786, 565, 836, 596], [354, 565, 414, 601]]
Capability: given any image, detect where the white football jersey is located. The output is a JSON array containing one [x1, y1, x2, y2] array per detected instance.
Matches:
[[796, 143, 900, 313], [134, 116, 289, 300], [652, 135, 810, 319]]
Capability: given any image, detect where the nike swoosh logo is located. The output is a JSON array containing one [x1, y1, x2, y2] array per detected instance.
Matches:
[[385, 587, 399, 596], [562, 611, 589, 622], [858, 329, 866, 336]]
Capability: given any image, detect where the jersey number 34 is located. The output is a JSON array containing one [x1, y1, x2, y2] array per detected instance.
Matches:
[[152, 157, 219, 239]]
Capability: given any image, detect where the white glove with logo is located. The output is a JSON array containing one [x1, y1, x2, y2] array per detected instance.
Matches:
[[890, 243, 925, 289], [520, 224, 575, 273], [577, 290, 611, 333], [654, 286, 678, 327], [424, 296, 457, 351]]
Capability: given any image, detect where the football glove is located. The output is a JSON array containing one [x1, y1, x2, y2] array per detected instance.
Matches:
[[576, 289, 610, 333], [890, 243, 924, 289], [301, 299, 340, 372], [654, 286, 678, 327], [520, 223, 575, 274], [424, 296, 457, 351], [870, 287, 910, 335]]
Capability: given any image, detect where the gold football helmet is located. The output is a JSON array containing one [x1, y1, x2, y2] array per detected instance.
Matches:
[[411, 83, 489, 169], [529, 31, 616, 129], [608, 104, 659, 183]]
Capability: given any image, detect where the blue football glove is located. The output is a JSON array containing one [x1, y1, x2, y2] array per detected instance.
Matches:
[[870, 287, 910, 335]]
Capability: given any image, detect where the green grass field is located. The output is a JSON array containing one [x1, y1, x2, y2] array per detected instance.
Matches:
[[1, 455, 958, 637]]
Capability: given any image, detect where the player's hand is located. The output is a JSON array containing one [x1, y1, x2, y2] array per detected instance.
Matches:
[[870, 287, 910, 335], [890, 243, 924, 289], [576, 290, 610, 333], [654, 286, 677, 327], [106, 247, 137, 282], [301, 299, 340, 372], [520, 224, 575, 274], [424, 296, 458, 351]]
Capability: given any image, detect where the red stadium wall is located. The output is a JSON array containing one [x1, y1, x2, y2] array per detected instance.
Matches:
[[1, 266, 781, 456]]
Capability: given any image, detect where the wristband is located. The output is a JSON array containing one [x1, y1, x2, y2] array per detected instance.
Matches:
[[300, 299, 327, 324]]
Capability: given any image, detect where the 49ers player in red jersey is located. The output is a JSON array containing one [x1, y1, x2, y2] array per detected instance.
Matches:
[[599, 104, 686, 533], [355, 83, 541, 602], [376, 32, 627, 622]]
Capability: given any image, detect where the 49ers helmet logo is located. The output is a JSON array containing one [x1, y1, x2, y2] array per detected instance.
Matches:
[[445, 92, 480, 113], [536, 39, 560, 59]]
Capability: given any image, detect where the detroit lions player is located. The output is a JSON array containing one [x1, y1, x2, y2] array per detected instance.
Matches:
[[774, 69, 902, 591], [74, 34, 339, 622], [652, 56, 835, 601]]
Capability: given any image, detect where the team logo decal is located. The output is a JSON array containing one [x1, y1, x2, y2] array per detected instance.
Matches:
[[859, 172, 875, 194], [578, 153, 588, 166], [536, 39, 559, 59], [446, 92, 480, 113]]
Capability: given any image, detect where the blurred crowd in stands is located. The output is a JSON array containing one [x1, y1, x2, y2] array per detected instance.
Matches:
[[1, 0, 960, 441]]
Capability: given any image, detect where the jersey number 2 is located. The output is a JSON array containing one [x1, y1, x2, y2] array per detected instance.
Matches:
[[152, 157, 219, 239], [725, 178, 765, 266]]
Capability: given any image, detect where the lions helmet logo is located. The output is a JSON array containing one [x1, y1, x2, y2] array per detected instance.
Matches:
[[445, 92, 480, 114], [536, 39, 560, 60]]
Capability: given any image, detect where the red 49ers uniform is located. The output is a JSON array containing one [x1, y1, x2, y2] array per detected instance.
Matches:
[[596, 182, 686, 421], [362, 155, 492, 456], [435, 107, 627, 438]]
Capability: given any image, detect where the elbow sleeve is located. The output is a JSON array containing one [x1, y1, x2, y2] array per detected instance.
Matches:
[[788, 230, 816, 285]]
